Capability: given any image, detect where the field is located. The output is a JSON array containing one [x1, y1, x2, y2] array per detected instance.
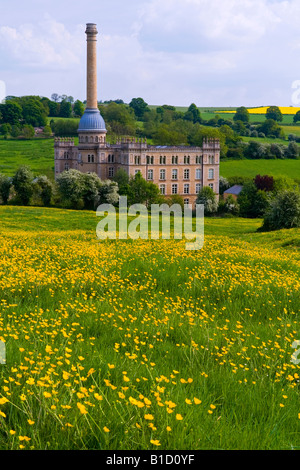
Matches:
[[0, 206, 299, 450], [220, 159, 300, 181]]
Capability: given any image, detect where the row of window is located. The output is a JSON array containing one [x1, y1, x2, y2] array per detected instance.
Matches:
[[147, 168, 214, 180], [145, 155, 215, 165], [159, 183, 205, 195]]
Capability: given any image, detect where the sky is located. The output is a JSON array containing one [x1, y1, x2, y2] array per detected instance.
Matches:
[[1, 0, 300, 107]]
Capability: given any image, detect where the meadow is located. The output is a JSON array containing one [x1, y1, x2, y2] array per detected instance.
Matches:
[[0, 206, 299, 450], [220, 159, 300, 181]]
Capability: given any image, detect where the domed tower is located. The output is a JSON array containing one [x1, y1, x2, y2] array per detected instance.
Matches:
[[78, 24, 107, 154]]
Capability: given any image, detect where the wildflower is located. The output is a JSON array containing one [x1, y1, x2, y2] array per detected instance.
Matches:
[[27, 420, 35, 425], [144, 414, 154, 420], [103, 426, 110, 433], [176, 414, 183, 420], [150, 439, 161, 446], [77, 403, 88, 414], [194, 397, 202, 405]]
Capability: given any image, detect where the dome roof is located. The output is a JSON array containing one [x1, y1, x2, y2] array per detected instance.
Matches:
[[78, 108, 106, 132]]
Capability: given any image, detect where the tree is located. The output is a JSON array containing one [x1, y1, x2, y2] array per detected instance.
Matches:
[[266, 106, 283, 122], [51, 93, 60, 103], [56, 169, 85, 209], [59, 100, 72, 118], [258, 119, 285, 138], [233, 106, 249, 123], [50, 119, 79, 137], [81, 172, 102, 210], [243, 141, 266, 159], [285, 141, 299, 159], [22, 124, 35, 139], [19, 96, 48, 126], [113, 169, 130, 195], [0, 174, 12, 204], [262, 190, 300, 230], [223, 194, 240, 216], [101, 102, 136, 136], [34, 175, 54, 206], [184, 103, 202, 124], [48, 101, 60, 117], [127, 172, 162, 208], [129, 98, 149, 120], [237, 181, 270, 218], [0, 102, 22, 126], [254, 174, 274, 192], [293, 110, 300, 123], [73, 100, 85, 117], [196, 186, 218, 216], [98, 180, 119, 206], [12, 166, 34, 206]]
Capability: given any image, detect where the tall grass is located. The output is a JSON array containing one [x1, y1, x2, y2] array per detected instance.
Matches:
[[0, 206, 299, 449]]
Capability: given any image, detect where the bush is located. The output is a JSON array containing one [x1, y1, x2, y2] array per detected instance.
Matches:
[[262, 190, 300, 230], [196, 186, 218, 216], [34, 175, 54, 206], [0, 174, 12, 204], [12, 166, 34, 206]]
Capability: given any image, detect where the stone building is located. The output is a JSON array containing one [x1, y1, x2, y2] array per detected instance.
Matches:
[[54, 23, 220, 206]]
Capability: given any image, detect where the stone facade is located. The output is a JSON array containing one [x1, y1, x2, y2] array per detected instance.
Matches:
[[54, 23, 220, 206]]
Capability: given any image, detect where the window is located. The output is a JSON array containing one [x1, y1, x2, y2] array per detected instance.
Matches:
[[208, 183, 214, 190], [108, 167, 114, 178], [95, 136, 99, 143], [196, 155, 202, 164], [159, 169, 166, 180], [88, 154, 95, 163], [160, 156, 166, 165], [172, 156, 178, 164], [172, 184, 178, 194], [184, 169, 190, 180], [108, 154, 114, 163], [209, 155, 214, 164], [135, 169, 141, 175], [172, 169, 178, 180], [160, 184, 166, 195], [147, 155, 154, 164], [184, 198, 190, 205], [64, 162, 69, 171], [196, 168, 202, 180], [184, 184, 190, 194], [208, 169, 214, 180], [147, 169, 153, 180], [135, 156, 140, 165], [196, 183, 202, 194], [184, 155, 190, 164]]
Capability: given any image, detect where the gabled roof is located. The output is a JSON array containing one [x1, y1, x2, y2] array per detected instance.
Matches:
[[224, 185, 243, 195]]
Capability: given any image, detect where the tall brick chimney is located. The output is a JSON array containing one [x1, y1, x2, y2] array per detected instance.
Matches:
[[85, 23, 98, 109]]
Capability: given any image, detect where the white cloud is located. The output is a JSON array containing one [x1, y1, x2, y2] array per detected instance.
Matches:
[[1, 0, 300, 105]]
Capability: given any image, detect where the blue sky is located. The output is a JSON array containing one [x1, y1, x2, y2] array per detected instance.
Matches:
[[1, 0, 300, 107]]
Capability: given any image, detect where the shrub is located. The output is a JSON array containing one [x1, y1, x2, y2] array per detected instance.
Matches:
[[196, 186, 218, 216], [262, 190, 300, 231], [34, 175, 54, 206], [0, 174, 12, 204], [12, 166, 34, 206]]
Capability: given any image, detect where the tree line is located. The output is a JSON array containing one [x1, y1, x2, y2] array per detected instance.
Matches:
[[0, 166, 299, 232], [0, 96, 299, 160]]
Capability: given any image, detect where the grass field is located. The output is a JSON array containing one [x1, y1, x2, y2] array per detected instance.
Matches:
[[0, 206, 299, 450], [220, 159, 300, 181]]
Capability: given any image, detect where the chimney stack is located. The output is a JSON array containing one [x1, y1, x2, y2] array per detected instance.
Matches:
[[85, 23, 98, 109]]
